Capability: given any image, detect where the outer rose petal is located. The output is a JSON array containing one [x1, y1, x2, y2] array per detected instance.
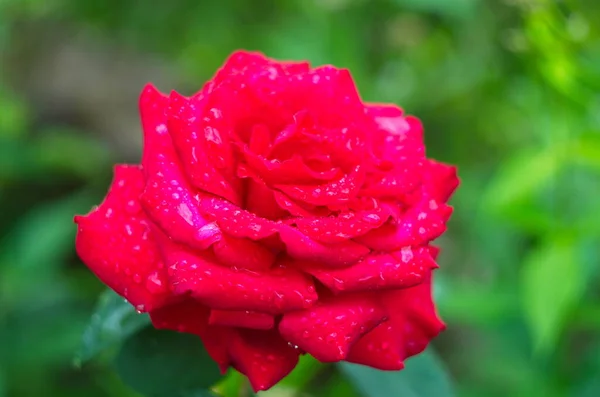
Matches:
[[279, 293, 387, 362], [150, 299, 232, 371], [361, 158, 424, 199], [354, 198, 453, 251], [230, 329, 300, 392], [74, 165, 172, 312], [424, 160, 460, 202], [346, 272, 444, 370], [304, 246, 436, 293], [167, 91, 243, 205], [139, 84, 221, 250], [209, 310, 274, 330], [366, 104, 425, 159], [157, 234, 318, 314]]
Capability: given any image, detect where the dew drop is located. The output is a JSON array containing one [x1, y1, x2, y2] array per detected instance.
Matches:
[[145, 271, 166, 294], [125, 200, 140, 214]]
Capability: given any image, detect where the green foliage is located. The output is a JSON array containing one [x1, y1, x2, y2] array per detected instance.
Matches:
[[115, 327, 222, 397], [0, 0, 599, 396], [339, 351, 455, 397], [77, 289, 151, 364], [521, 238, 585, 354]]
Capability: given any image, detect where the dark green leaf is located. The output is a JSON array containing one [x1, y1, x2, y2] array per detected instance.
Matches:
[[0, 190, 98, 304], [178, 390, 222, 397], [0, 369, 5, 397], [115, 327, 222, 397], [339, 350, 455, 397], [76, 289, 150, 364]]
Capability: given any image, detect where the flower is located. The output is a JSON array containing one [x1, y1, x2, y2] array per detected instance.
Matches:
[[74, 51, 459, 391]]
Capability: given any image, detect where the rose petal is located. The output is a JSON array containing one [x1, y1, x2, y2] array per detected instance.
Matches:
[[158, 236, 317, 314], [279, 293, 387, 362], [167, 91, 243, 205], [304, 246, 435, 293], [278, 226, 370, 267], [272, 190, 325, 218], [424, 160, 459, 202], [209, 310, 274, 330], [242, 149, 340, 185], [139, 84, 221, 251], [295, 66, 364, 128], [290, 206, 394, 244], [230, 329, 300, 392], [237, 166, 289, 220], [346, 272, 444, 369], [213, 234, 276, 271], [275, 165, 365, 208], [150, 299, 232, 371], [75, 165, 172, 312], [196, 193, 279, 240], [361, 157, 424, 199], [196, 194, 370, 267], [355, 198, 452, 251], [366, 104, 425, 158]]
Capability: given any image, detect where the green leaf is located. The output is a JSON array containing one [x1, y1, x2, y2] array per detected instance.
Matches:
[[0, 369, 5, 397], [521, 238, 584, 354], [338, 350, 455, 397], [115, 327, 222, 397], [178, 390, 222, 397], [391, 0, 479, 19], [214, 370, 250, 397], [76, 289, 150, 364], [0, 190, 97, 303], [483, 147, 563, 215]]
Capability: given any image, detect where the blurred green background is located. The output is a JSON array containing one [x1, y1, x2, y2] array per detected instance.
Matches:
[[1, 0, 599, 396]]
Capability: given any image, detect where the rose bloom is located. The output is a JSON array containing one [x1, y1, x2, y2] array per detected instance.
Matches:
[[75, 51, 458, 391]]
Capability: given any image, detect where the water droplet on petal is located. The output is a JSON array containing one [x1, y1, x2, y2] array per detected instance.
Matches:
[[125, 200, 140, 214], [145, 271, 167, 294]]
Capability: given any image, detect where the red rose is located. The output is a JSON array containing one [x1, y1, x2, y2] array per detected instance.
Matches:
[[75, 51, 459, 391]]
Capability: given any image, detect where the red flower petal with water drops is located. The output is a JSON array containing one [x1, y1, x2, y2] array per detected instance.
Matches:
[[355, 198, 453, 251], [158, 235, 318, 314], [74, 165, 172, 312], [196, 193, 370, 266], [275, 165, 365, 208], [213, 234, 276, 271], [290, 206, 393, 244], [139, 85, 222, 251], [167, 91, 243, 205], [424, 160, 460, 202], [346, 272, 444, 370], [208, 310, 275, 330], [279, 293, 387, 362], [304, 246, 436, 293], [230, 329, 300, 392]]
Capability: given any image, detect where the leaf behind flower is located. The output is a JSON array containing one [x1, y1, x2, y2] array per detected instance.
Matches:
[[338, 349, 455, 397], [75, 289, 150, 364]]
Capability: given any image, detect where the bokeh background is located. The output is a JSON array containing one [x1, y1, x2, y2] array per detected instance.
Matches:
[[1, 0, 599, 396]]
